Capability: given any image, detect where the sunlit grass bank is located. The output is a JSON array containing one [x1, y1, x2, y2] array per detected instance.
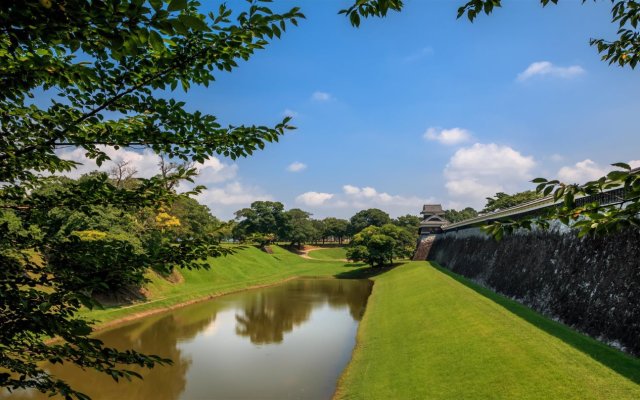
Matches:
[[335, 261, 640, 400], [307, 247, 348, 261], [85, 245, 363, 325], [84, 247, 640, 400]]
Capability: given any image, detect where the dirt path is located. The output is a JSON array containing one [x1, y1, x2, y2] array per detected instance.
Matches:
[[296, 246, 323, 259], [294, 246, 349, 262]]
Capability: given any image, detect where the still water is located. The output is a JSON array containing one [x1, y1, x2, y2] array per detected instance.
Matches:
[[11, 279, 372, 400]]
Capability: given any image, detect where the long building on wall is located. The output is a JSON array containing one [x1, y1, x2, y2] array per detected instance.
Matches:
[[418, 204, 449, 235]]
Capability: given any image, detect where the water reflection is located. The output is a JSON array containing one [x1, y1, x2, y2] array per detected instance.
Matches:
[[235, 279, 370, 345], [6, 279, 372, 400]]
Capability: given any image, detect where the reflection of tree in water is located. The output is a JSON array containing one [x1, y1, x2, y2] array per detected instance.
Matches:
[[19, 306, 218, 400], [235, 279, 372, 345]]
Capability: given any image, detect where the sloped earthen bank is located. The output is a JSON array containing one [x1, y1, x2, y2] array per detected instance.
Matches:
[[428, 227, 640, 355]]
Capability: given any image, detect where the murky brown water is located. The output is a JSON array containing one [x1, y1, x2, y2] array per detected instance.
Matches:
[[7, 279, 372, 400]]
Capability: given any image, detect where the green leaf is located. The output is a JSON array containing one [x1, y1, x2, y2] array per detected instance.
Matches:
[[149, 0, 163, 11], [179, 15, 210, 32], [168, 0, 187, 12], [148, 30, 164, 52], [611, 162, 631, 170]]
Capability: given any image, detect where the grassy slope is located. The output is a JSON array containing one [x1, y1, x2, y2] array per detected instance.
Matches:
[[336, 261, 640, 400], [85, 245, 359, 324], [308, 247, 348, 260]]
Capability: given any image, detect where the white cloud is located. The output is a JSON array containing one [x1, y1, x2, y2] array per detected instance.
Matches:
[[195, 157, 238, 183], [287, 162, 307, 172], [517, 61, 585, 82], [293, 185, 435, 218], [196, 182, 272, 206], [56, 146, 161, 179], [57, 145, 238, 187], [423, 127, 472, 146], [557, 159, 607, 183], [296, 192, 334, 206], [444, 143, 536, 208], [54, 145, 269, 220], [311, 91, 332, 101], [556, 159, 640, 184]]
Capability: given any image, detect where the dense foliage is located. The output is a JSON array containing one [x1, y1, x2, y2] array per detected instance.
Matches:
[[349, 208, 391, 235], [484, 163, 640, 239], [482, 191, 541, 213], [444, 207, 478, 223], [346, 224, 414, 267], [0, 0, 303, 398]]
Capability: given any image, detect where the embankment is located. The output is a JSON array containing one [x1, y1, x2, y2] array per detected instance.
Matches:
[[428, 227, 640, 355]]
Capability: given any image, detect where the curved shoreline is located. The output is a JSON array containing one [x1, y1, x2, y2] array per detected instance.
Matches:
[[90, 275, 307, 333]]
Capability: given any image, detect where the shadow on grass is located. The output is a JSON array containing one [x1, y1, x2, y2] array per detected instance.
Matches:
[[430, 262, 640, 385], [334, 262, 405, 280]]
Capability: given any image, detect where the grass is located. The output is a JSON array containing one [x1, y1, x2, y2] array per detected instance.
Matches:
[[307, 246, 348, 261], [84, 245, 362, 325], [335, 261, 640, 400], [83, 247, 640, 399]]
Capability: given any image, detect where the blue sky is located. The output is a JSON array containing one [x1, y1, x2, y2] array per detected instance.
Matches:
[[60, 1, 640, 220]]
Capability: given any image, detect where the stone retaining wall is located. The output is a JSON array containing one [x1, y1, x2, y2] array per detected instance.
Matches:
[[428, 227, 640, 355]]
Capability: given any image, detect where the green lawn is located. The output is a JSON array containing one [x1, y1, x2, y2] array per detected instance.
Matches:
[[336, 261, 640, 400], [85, 247, 640, 399], [85, 245, 363, 324], [307, 246, 348, 261]]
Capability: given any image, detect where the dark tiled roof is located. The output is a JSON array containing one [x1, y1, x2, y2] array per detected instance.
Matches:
[[421, 204, 444, 214]]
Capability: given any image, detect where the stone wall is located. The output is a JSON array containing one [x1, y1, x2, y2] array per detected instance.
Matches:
[[428, 227, 640, 355]]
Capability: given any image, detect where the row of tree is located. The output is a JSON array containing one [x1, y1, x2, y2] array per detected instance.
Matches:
[[230, 201, 423, 248]]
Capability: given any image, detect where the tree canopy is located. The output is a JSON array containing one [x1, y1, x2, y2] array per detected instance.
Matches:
[[444, 207, 479, 223], [346, 224, 414, 267], [483, 191, 542, 213], [349, 208, 391, 235], [0, 0, 304, 398]]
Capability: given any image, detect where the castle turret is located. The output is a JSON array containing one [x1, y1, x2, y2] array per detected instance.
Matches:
[[418, 204, 448, 235]]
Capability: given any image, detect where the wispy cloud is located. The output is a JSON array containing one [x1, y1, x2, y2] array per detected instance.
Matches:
[[287, 162, 307, 172], [517, 61, 585, 82], [311, 91, 332, 101], [423, 127, 472, 146], [403, 46, 434, 63], [283, 108, 298, 118]]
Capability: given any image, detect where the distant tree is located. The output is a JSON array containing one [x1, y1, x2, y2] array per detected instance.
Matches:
[[392, 214, 421, 233], [483, 191, 541, 213], [109, 160, 139, 189], [283, 208, 317, 248], [169, 196, 220, 241], [215, 220, 237, 243], [346, 224, 414, 267], [234, 201, 288, 245], [322, 217, 350, 244], [444, 207, 478, 223], [311, 219, 326, 244], [349, 208, 391, 235]]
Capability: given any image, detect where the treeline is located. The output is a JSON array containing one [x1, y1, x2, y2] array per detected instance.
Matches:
[[2, 170, 546, 298], [229, 201, 422, 248]]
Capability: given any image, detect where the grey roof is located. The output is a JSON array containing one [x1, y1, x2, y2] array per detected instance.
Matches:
[[420, 214, 449, 227], [421, 204, 445, 215]]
